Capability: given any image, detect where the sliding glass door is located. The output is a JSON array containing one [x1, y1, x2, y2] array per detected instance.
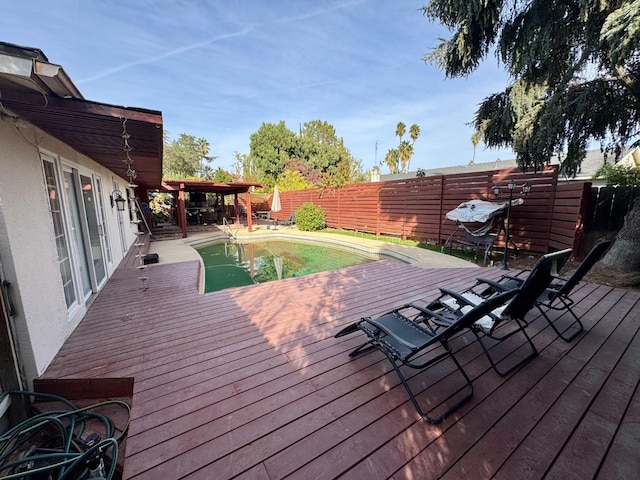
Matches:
[[78, 172, 107, 288], [63, 169, 92, 300], [43, 153, 113, 312]]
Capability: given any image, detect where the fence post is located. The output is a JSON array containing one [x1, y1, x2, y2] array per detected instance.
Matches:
[[336, 188, 341, 230], [376, 183, 381, 237], [571, 182, 592, 259], [438, 175, 444, 245], [545, 168, 559, 252]]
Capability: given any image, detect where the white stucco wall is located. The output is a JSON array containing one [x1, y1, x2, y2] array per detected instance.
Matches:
[[0, 117, 137, 384]]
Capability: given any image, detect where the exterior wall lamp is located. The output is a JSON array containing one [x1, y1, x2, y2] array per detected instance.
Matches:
[[111, 190, 126, 211], [493, 180, 531, 269]]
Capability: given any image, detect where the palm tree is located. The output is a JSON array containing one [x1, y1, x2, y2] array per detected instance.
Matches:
[[470, 120, 487, 165], [406, 124, 421, 171], [385, 148, 399, 173], [196, 137, 211, 177], [470, 131, 480, 165], [399, 141, 414, 173], [389, 122, 421, 173]]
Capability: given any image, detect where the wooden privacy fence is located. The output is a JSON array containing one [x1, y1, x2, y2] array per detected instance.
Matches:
[[259, 166, 594, 256], [580, 185, 640, 257]]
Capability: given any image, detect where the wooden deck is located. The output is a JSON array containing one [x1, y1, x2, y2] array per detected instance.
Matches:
[[39, 249, 640, 479]]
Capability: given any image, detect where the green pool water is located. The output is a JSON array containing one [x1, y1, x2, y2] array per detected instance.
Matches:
[[196, 239, 399, 293]]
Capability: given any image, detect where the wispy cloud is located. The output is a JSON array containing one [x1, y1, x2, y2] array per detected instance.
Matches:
[[78, 0, 364, 85], [77, 26, 254, 84], [3, 0, 515, 171]]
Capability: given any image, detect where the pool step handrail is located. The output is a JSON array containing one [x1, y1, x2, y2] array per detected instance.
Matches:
[[222, 217, 237, 241]]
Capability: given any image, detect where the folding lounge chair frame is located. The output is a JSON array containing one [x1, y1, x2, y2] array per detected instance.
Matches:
[[478, 241, 611, 342], [279, 212, 296, 228], [441, 200, 513, 266], [430, 248, 572, 376], [335, 289, 519, 424]]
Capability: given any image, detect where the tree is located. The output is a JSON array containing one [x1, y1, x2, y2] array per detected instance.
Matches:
[[278, 169, 313, 191], [163, 133, 216, 179], [386, 122, 421, 173], [408, 124, 422, 171], [385, 148, 400, 174], [470, 125, 486, 165], [248, 120, 364, 187], [470, 132, 480, 165], [398, 140, 414, 173], [148, 192, 173, 225], [232, 151, 258, 182], [249, 121, 299, 187], [285, 158, 320, 185], [318, 157, 366, 188], [423, 0, 640, 272], [300, 120, 361, 184], [212, 167, 233, 183]]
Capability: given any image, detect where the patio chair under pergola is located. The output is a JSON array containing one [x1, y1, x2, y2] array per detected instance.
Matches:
[[160, 179, 263, 237]]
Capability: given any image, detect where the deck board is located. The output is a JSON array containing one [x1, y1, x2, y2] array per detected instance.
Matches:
[[39, 250, 640, 479], [443, 288, 638, 480]]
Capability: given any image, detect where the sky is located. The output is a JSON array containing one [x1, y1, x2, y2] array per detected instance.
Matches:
[[2, 0, 516, 174]]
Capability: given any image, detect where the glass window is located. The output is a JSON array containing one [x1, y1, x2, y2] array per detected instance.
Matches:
[[42, 159, 76, 308]]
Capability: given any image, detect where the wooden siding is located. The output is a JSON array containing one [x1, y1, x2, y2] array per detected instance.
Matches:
[[38, 254, 640, 479]]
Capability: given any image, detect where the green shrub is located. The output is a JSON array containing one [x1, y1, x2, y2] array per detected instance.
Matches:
[[594, 163, 640, 186], [149, 192, 173, 225], [295, 203, 326, 231]]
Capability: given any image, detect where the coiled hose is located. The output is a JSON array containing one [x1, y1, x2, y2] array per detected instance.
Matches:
[[0, 390, 130, 480]]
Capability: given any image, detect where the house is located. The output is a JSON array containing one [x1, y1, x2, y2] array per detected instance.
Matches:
[[0, 41, 163, 424], [378, 148, 640, 186]]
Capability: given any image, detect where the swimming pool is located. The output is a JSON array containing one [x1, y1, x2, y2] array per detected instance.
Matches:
[[195, 238, 402, 292]]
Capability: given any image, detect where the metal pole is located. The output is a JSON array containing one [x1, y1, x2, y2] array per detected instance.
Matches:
[[502, 188, 514, 270]]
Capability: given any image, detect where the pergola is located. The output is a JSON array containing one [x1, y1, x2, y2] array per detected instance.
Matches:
[[160, 179, 264, 237]]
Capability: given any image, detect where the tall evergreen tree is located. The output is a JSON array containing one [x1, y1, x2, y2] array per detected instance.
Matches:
[[424, 0, 640, 273]]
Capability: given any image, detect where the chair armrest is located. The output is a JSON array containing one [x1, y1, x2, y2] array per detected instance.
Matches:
[[500, 274, 526, 283], [473, 278, 513, 292], [400, 303, 456, 332], [439, 287, 482, 307]]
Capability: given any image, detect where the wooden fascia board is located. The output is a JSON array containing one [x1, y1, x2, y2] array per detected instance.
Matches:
[[1, 87, 162, 124]]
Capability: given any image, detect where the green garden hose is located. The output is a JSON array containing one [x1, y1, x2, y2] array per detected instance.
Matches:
[[0, 390, 130, 480]]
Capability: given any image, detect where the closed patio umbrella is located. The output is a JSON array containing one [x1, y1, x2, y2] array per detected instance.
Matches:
[[271, 185, 282, 229]]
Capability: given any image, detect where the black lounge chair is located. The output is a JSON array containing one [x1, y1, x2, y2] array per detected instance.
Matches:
[[429, 248, 573, 376], [334, 289, 519, 423], [279, 212, 296, 228], [476, 241, 611, 341]]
